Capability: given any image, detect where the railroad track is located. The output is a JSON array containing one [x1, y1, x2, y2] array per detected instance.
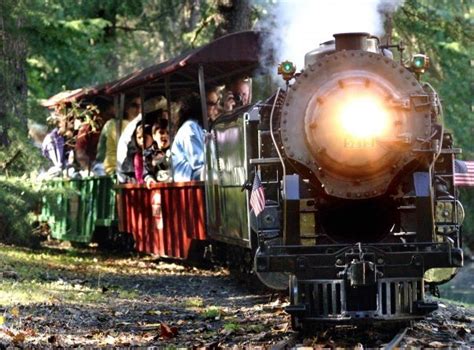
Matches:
[[269, 325, 410, 349], [383, 327, 409, 350]]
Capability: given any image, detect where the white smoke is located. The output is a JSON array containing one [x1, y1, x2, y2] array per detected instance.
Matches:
[[256, 0, 404, 71]]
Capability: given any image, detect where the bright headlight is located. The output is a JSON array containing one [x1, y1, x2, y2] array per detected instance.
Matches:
[[337, 95, 390, 139]]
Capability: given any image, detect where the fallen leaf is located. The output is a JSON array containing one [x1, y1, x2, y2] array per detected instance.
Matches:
[[428, 341, 445, 348], [160, 322, 178, 339], [456, 327, 470, 337], [12, 332, 26, 344], [11, 307, 20, 317], [48, 335, 57, 343], [2, 329, 15, 337], [145, 310, 161, 316], [273, 322, 289, 331], [450, 314, 472, 323], [25, 329, 36, 337]]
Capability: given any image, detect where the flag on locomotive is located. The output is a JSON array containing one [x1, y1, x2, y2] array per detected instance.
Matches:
[[454, 160, 474, 187], [250, 172, 265, 217]]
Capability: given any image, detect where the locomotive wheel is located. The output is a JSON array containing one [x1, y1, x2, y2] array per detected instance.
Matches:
[[289, 275, 302, 331], [254, 247, 289, 291]]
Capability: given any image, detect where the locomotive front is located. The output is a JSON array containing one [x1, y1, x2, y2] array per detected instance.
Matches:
[[254, 33, 464, 327]]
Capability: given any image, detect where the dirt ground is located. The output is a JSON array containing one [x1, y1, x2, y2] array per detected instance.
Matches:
[[0, 244, 472, 348]]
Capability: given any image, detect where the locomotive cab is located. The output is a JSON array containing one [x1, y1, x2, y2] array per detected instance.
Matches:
[[250, 32, 464, 328]]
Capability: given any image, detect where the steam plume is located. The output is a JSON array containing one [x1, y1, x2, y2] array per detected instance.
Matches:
[[257, 0, 404, 71]]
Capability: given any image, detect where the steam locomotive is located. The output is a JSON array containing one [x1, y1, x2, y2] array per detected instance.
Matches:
[[42, 31, 466, 330], [206, 32, 464, 328]]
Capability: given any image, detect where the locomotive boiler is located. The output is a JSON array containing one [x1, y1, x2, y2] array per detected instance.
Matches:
[[206, 32, 464, 328]]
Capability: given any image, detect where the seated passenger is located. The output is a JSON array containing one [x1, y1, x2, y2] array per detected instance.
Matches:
[[41, 114, 73, 177], [144, 118, 171, 185], [101, 95, 141, 176], [223, 78, 251, 112], [171, 93, 205, 182], [75, 99, 114, 171], [117, 97, 167, 183], [132, 123, 145, 184]]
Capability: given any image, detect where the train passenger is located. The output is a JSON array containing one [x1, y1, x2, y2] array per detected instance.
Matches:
[[132, 122, 145, 184], [75, 99, 114, 172], [117, 97, 167, 183], [207, 87, 222, 123], [223, 78, 251, 112], [171, 93, 205, 182], [41, 114, 73, 177], [101, 96, 141, 176], [144, 118, 171, 186], [28, 119, 48, 149]]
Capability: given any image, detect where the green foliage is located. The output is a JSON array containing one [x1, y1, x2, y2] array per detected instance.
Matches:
[[0, 176, 72, 247], [20, 0, 219, 101], [0, 113, 48, 175], [0, 177, 43, 246], [223, 322, 241, 332], [202, 306, 221, 319]]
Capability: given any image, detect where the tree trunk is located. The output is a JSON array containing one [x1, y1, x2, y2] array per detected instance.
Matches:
[[214, 0, 252, 38], [0, 0, 28, 147]]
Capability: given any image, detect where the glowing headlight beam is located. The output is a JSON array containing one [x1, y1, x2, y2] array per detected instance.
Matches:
[[337, 95, 390, 139]]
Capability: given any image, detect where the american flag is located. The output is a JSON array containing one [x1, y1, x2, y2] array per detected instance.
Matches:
[[250, 172, 266, 217], [454, 160, 474, 187]]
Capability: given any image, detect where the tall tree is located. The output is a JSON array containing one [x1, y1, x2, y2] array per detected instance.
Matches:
[[0, 0, 28, 146], [214, 0, 252, 37]]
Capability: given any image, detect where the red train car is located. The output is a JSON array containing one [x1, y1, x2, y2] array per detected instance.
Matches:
[[117, 182, 206, 259]]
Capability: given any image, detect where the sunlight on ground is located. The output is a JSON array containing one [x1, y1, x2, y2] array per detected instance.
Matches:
[[0, 245, 141, 306], [0, 279, 141, 307]]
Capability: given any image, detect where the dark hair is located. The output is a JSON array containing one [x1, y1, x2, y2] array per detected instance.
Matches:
[[146, 109, 165, 124], [178, 92, 202, 127], [151, 118, 168, 134], [125, 94, 140, 110], [94, 97, 113, 114]]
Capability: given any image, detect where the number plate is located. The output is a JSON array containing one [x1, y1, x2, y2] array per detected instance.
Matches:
[[344, 136, 376, 149]]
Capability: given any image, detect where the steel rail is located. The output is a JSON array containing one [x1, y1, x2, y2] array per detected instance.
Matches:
[[384, 327, 409, 350]]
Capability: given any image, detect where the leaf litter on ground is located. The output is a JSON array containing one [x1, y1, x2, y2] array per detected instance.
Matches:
[[0, 243, 472, 347]]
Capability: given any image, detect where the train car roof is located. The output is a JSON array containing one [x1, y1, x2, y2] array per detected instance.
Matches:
[[41, 88, 83, 108], [42, 80, 117, 108], [107, 30, 263, 95]]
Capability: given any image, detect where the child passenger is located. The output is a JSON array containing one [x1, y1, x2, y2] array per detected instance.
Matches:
[[143, 118, 171, 185]]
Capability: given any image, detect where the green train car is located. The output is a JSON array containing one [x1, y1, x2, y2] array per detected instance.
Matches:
[[40, 176, 118, 245]]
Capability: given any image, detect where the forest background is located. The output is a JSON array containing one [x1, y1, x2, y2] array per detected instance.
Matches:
[[0, 0, 472, 248]]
